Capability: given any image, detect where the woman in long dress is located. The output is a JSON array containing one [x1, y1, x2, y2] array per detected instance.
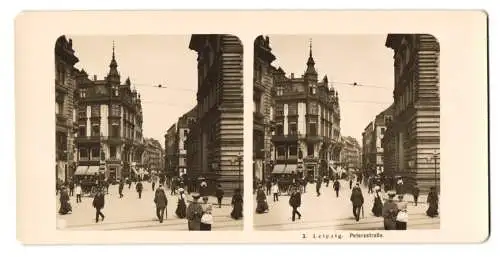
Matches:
[[426, 186, 439, 217], [175, 188, 187, 218], [255, 186, 268, 214], [58, 187, 72, 215], [371, 186, 383, 217], [231, 188, 243, 220]]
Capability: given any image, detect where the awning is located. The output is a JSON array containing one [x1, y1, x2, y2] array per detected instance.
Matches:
[[88, 166, 99, 175], [272, 164, 287, 174], [74, 166, 99, 176], [329, 165, 336, 173], [284, 164, 297, 174], [74, 166, 89, 176], [131, 167, 138, 175]]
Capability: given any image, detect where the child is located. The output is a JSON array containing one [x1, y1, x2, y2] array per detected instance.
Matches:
[[215, 185, 224, 208]]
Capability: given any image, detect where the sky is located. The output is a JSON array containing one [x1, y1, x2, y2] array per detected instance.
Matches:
[[69, 35, 198, 147], [68, 34, 394, 147], [267, 35, 395, 144]]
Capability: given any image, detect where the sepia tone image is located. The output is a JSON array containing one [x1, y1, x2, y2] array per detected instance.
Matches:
[[55, 34, 244, 231], [253, 34, 440, 231]]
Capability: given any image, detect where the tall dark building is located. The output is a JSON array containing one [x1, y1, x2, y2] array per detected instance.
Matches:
[[186, 35, 244, 194]]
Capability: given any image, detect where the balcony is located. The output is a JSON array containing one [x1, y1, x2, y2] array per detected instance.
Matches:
[[75, 136, 101, 144], [56, 114, 68, 124], [272, 134, 299, 143]]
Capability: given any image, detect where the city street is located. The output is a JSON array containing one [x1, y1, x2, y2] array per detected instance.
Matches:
[[56, 182, 243, 231], [253, 180, 440, 230]]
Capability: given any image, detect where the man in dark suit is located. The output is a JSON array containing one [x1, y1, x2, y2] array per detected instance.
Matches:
[[350, 183, 364, 222], [154, 184, 168, 223]]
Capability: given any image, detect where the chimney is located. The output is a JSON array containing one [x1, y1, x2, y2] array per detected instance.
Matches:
[[93, 75, 97, 81], [291, 73, 294, 79]]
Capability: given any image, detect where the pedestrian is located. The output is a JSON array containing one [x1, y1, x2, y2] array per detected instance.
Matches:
[[118, 179, 124, 198], [75, 183, 82, 203], [104, 180, 110, 195], [382, 191, 399, 230], [396, 202, 408, 230], [349, 177, 353, 190], [58, 186, 72, 215], [171, 177, 177, 195], [200, 196, 213, 231], [127, 177, 132, 189], [315, 177, 322, 197], [200, 180, 208, 197], [302, 177, 307, 193], [426, 186, 439, 217], [152, 177, 156, 192], [215, 184, 224, 208], [333, 179, 340, 198], [324, 176, 329, 187], [175, 188, 187, 218], [136, 180, 143, 199], [69, 180, 75, 196], [265, 179, 272, 195], [230, 188, 243, 220], [92, 188, 105, 223], [154, 184, 168, 223], [186, 193, 203, 231], [368, 176, 373, 194], [271, 181, 279, 202], [289, 187, 302, 222], [396, 177, 404, 202], [412, 184, 420, 206], [371, 186, 383, 217], [350, 183, 364, 222], [255, 186, 269, 214]]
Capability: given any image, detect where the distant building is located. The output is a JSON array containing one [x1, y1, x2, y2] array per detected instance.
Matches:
[[143, 138, 163, 172], [164, 123, 177, 176], [362, 104, 394, 176], [186, 35, 244, 194], [383, 34, 440, 192], [340, 136, 362, 172], [74, 43, 144, 180], [55, 35, 79, 183], [253, 35, 276, 181], [270, 40, 342, 181]]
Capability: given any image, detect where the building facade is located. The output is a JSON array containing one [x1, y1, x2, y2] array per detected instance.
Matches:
[[253, 36, 276, 181], [383, 34, 440, 192], [340, 136, 362, 171], [143, 138, 163, 172], [362, 104, 394, 177], [270, 42, 342, 181], [55, 35, 80, 183], [165, 123, 177, 176], [186, 34, 244, 194], [74, 44, 144, 180]]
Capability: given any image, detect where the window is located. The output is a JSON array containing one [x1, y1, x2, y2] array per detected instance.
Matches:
[[111, 124, 120, 137], [275, 104, 284, 116], [91, 105, 100, 117], [79, 89, 86, 98], [254, 64, 261, 82], [111, 104, 121, 116], [308, 102, 318, 115], [79, 148, 88, 159], [78, 126, 86, 137], [78, 106, 86, 119], [184, 129, 189, 136], [276, 87, 283, 96], [308, 122, 317, 136], [110, 146, 117, 159], [91, 125, 100, 137], [288, 122, 297, 135], [288, 103, 297, 116], [307, 143, 314, 156], [276, 123, 284, 136], [91, 148, 100, 160], [253, 99, 260, 113], [56, 102, 63, 115], [57, 64, 66, 84], [289, 146, 297, 157], [381, 128, 386, 135], [277, 147, 286, 158]]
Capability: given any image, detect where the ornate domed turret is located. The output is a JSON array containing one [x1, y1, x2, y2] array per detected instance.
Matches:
[[107, 41, 120, 83]]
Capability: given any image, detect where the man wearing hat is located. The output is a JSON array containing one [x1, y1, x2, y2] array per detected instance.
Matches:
[[350, 183, 364, 221], [154, 184, 168, 223], [186, 192, 203, 230], [382, 190, 399, 230]]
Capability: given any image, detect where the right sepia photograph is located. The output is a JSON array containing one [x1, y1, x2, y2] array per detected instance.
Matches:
[[253, 34, 440, 231]]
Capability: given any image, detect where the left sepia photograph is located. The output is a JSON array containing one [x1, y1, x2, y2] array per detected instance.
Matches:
[[54, 34, 244, 231]]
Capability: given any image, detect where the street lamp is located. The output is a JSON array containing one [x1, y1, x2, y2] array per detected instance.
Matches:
[[426, 150, 440, 190]]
